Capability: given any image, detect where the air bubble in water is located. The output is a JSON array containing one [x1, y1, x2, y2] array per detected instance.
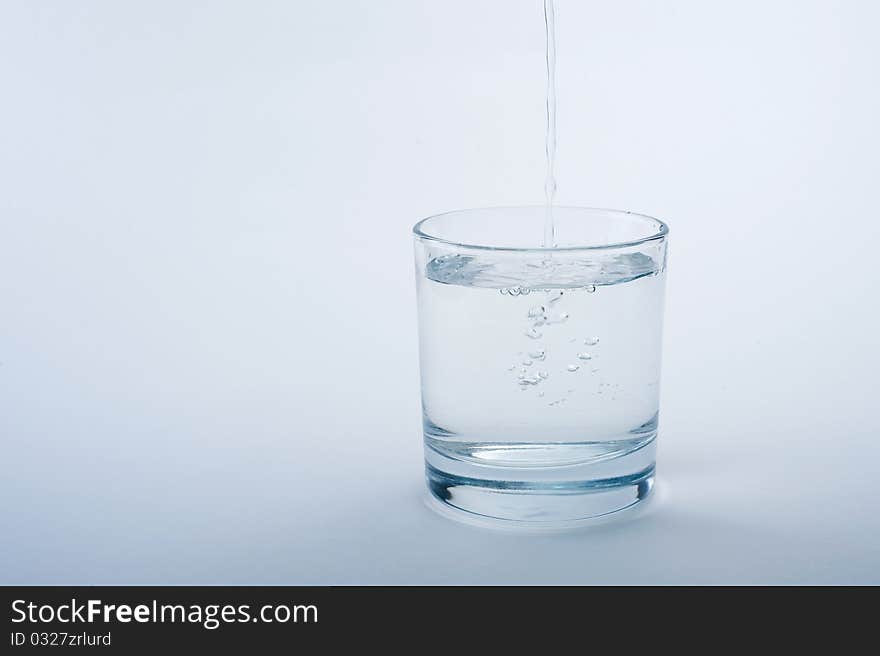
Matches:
[[518, 376, 540, 386], [586, 284, 597, 293], [578, 352, 593, 361], [567, 364, 580, 372], [528, 305, 546, 318], [585, 336, 599, 346], [525, 328, 542, 339], [547, 290, 564, 304], [529, 349, 546, 361], [546, 312, 569, 324]]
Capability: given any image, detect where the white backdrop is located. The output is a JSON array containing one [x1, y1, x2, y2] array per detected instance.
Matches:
[[2, 0, 878, 583]]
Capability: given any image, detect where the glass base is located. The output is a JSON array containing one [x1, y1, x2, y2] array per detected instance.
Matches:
[[424, 438, 656, 527]]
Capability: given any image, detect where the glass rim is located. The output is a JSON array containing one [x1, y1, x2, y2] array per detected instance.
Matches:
[[412, 205, 669, 253]]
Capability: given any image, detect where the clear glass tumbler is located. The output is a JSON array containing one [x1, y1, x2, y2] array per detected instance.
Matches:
[[413, 206, 669, 526]]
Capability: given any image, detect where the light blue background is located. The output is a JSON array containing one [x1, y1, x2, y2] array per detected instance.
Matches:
[[2, 0, 878, 583]]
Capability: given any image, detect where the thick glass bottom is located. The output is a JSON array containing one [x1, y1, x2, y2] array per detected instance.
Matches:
[[424, 436, 656, 527]]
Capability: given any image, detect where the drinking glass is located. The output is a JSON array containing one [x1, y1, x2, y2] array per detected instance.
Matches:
[[413, 206, 669, 526]]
